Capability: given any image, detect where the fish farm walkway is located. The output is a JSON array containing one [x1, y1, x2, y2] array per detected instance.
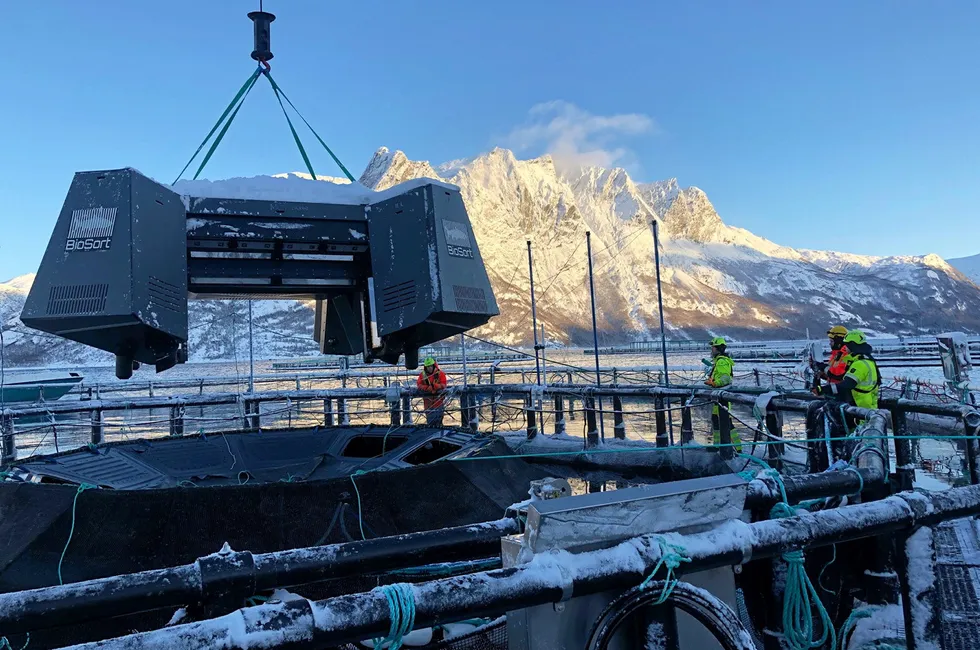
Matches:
[[937, 516, 980, 648]]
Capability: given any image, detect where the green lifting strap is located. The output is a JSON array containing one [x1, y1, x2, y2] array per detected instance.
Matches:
[[263, 71, 357, 182], [173, 67, 263, 185], [264, 72, 318, 181]]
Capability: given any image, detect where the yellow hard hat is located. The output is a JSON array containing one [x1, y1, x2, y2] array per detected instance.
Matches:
[[827, 325, 848, 338]]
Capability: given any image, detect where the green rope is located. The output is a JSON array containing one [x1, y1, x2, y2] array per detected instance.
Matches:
[[173, 67, 263, 184], [0, 634, 29, 650], [58, 483, 97, 585], [638, 535, 691, 605], [350, 470, 368, 540], [263, 71, 357, 182], [191, 70, 263, 181], [374, 583, 416, 650], [264, 72, 318, 181]]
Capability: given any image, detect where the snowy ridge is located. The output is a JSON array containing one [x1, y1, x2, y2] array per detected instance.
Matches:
[[3, 146, 980, 364]]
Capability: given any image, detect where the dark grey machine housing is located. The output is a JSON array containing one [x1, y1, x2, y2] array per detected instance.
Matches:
[[22, 171, 498, 378], [365, 184, 499, 366], [21, 169, 188, 378]]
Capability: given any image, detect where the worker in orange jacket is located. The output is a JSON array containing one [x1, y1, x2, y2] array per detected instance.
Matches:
[[812, 325, 848, 394], [417, 356, 448, 426]]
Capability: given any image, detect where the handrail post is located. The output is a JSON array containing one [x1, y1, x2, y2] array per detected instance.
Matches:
[[613, 395, 626, 440], [90, 409, 104, 445], [654, 395, 668, 447], [891, 408, 914, 491], [525, 395, 537, 441], [554, 395, 565, 435], [964, 415, 980, 486], [765, 406, 784, 471], [585, 396, 599, 448], [324, 399, 335, 426], [1, 415, 15, 465], [169, 405, 185, 437], [717, 399, 734, 460], [680, 398, 694, 445]]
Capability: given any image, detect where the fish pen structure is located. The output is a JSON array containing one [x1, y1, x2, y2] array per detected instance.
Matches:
[[1, 378, 979, 649]]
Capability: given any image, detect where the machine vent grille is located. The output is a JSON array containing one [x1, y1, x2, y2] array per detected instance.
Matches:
[[148, 276, 182, 313], [452, 285, 488, 313], [68, 207, 118, 239], [382, 280, 417, 312], [47, 284, 109, 315]]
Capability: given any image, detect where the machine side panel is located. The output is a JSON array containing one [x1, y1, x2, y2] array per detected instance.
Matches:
[[430, 188, 500, 319], [130, 172, 188, 341], [368, 187, 432, 336], [22, 170, 135, 331]]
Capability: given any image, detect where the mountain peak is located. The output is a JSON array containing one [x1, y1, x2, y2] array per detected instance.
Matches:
[[358, 148, 441, 191]]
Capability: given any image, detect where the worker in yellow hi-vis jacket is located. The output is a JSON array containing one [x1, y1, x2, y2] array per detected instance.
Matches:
[[704, 337, 742, 452]]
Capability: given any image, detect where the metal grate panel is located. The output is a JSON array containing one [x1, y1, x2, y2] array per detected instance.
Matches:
[[937, 564, 978, 615], [46, 283, 109, 315], [382, 280, 416, 312], [452, 285, 488, 313], [941, 620, 980, 650], [936, 526, 965, 563]]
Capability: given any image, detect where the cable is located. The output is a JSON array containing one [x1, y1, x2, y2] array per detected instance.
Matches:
[[586, 580, 758, 650]]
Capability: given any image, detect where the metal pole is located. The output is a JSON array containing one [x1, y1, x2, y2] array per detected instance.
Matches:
[[248, 300, 255, 393], [586, 232, 605, 440], [540, 324, 547, 385], [527, 241, 542, 385], [460, 333, 468, 388], [651, 220, 674, 443]]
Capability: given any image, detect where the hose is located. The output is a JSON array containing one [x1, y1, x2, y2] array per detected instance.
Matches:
[[586, 580, 758, 650]]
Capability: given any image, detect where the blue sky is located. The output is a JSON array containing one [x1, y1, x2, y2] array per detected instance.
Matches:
[[2, 1, 978, 280]]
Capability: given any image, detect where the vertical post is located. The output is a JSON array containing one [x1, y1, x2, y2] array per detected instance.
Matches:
[[896, 527, 940, 650], [753, 368, 761, 387], [169, 405, 185, 437], [248, 300, 255, 393], [765, 406, 784, 470], [680, 399, 694, 444], [891, 408, 915, 491], [964, 416, 980, 485], [655, 395, 668, 447], [296, 377, 302, 391], [526, 395, 538, 440], [491, 392, 499, 425], [91, 409, 103, 445], [527, 241, 542, 385], [585, 232, 605, 440], [389, 400, 401, 428], [613, 395, 626, 440], [339, 376, 348, 426], [1, 415, 15, 465], [460, 333, 469, 388], [323, 399, 335, 426], [585, 397, 599, 448], [717, 400, 733, 460], [401, 395, 411, 426], [540, 325, 547, 385], [554, 395, 565, 435], [651, 220, 674, 443], [469, 395, 481, 433]]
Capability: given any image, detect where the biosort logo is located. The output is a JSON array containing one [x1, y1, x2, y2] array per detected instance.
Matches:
[[65, 238, 112, 251], [65, 207, 117, 252]]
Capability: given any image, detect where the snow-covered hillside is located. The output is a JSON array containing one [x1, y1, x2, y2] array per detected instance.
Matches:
[[3, 147, 980, 365], [950, 253, 980, 285]]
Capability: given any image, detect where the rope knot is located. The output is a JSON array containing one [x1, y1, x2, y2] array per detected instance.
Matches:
[[639, 535, 691, 605], [372, 583, 417, 650]]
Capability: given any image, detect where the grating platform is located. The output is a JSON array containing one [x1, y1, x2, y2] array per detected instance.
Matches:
[[935, 517, 980, 650]]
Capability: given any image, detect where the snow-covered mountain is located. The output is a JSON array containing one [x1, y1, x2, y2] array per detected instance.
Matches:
[[950, 253, 980, 285], [3, 147, 979, 365]]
